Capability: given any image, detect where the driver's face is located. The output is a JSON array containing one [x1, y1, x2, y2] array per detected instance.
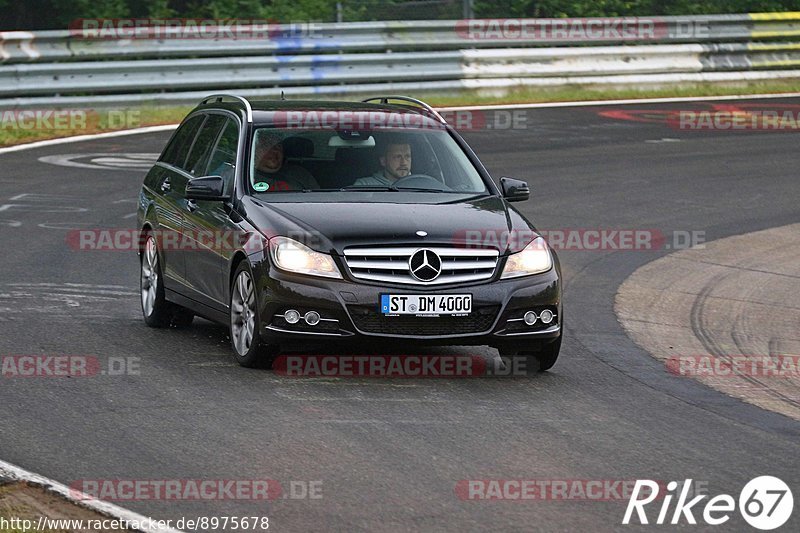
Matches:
[[256, 142, 283, 173], [381, 144, 411, 180]]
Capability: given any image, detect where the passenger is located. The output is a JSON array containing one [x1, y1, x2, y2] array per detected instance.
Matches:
[[252, 133, 318, 191]]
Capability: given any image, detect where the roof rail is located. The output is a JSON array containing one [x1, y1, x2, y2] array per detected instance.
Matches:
[[362, 95, 447, 124], [200, 93, 253, 123]]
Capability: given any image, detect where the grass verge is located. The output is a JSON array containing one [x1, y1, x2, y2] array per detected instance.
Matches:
[[0, 482, 131, 532], [421, 79, 800, 107], [0, 106, 191, 148]]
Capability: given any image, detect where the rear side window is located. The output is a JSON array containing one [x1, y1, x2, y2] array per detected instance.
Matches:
[[206, 118, 240, 193], [159, 115, 204, 168], [185, 115, 227, 176]]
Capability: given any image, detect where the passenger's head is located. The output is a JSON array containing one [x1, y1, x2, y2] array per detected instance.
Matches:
[[379, 139, 412, 181], [254, 133, 284, 173]]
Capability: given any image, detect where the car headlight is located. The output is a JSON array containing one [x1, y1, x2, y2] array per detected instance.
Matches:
[[269, 236, 342, 279], [501, 236, 552, 279]]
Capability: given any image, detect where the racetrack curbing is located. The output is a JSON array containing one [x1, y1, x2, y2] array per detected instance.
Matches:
[[616, 223, 800, 420]]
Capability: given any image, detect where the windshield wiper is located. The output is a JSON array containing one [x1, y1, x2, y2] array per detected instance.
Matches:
[[341, 186, 400, 192], [342, 185, 457, 193], [391, 187, 451, 193]]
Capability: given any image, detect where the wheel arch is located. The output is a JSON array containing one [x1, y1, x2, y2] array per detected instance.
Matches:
[[229, 251, 248, 296]]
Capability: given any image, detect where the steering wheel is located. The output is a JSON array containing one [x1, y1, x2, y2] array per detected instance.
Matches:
[[392, 174, 450, 190]]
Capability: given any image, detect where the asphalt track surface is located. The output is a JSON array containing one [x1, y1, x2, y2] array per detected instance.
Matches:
[[1, 98, 799, 532]]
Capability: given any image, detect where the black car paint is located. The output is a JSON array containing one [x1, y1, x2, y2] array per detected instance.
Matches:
[[138, 100, 562, 352]]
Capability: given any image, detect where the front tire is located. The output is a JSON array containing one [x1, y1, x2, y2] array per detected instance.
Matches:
[[530, 334, 561, 372], [230, 262, 275, 368], [141, 235, 172, 327], [500, 334, 562, 375]]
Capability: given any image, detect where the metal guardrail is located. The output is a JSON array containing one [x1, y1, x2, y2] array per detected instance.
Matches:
[[2, 13, 800, 108], [4, 14, 800, 63]]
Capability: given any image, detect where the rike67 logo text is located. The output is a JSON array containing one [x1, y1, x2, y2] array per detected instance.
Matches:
[[623, 477, 793, 530]]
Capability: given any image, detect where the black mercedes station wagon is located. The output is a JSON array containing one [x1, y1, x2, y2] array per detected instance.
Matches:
[[137, 95, 562, 371]]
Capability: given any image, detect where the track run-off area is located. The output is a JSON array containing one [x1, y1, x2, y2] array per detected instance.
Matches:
[[0, 97, 798, 532]]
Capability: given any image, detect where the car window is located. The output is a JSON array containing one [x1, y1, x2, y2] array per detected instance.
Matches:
[[249, 126, 487, 194], [185, 115, 226, 176], [206, 118, 239, 194], [159, 115, 204, 168]]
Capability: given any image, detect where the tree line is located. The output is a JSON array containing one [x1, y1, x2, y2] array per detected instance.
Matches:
[[2, 0, 799, 31]]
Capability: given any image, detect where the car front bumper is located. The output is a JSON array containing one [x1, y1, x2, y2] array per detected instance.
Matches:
[[251, 258, 562, 352]]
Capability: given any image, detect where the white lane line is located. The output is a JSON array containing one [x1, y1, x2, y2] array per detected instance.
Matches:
[[317, 419, 448, 424], [644, 138, 682, 143], [9, 193, 77, 201], [0, 459, 184, 533], [0, 204, 88, 213], [37, 222, 94, 230], [38, 153, 159, 171], [438, 92, 800, 111], [9, 283, 130, 288]]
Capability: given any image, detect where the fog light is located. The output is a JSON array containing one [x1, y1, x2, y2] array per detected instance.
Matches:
[[304, 311, 321, 326], [284, 309, 301, 324], [523, 311, 538, 325], [539, 309, 554, 324]]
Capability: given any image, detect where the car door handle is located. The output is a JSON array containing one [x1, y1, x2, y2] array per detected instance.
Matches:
[[160, 179, 171, 192], [186, 199, 198, 212]]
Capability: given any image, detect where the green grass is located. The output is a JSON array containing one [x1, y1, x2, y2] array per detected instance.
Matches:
[[3, 78, 800, 147], [0, 105, 191, 147], [420, 79, 800, 107]]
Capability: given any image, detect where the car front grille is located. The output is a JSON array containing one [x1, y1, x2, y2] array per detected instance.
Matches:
[[348, 305, 500, 336], [343, 246, 499, 286]]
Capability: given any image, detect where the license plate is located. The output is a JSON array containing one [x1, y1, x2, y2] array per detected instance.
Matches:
[[380, 294, 472, 316]]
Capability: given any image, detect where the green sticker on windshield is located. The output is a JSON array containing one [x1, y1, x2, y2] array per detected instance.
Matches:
[[253, 182, 270, 192]]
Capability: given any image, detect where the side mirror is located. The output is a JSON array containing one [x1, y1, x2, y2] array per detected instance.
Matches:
[[500, 177, 530, 202], [186, 176, 227, 201]]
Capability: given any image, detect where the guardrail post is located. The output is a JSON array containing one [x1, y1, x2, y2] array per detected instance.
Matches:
[[463, 0, 474, 19]]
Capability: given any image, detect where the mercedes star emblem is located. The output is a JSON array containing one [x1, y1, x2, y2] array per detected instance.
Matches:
[[409, 249, 442, 282]]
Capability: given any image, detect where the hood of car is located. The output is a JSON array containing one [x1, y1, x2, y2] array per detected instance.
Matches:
[[239, 193, 538, 256]]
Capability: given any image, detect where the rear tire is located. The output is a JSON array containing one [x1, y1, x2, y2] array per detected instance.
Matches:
[[230, 261, 275, 368]]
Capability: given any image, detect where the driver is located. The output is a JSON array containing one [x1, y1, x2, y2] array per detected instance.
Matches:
[[352, 140, 411, 186], [253, 133, 318, 191]]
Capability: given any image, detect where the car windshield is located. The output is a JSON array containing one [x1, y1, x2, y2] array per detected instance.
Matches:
[[248, 120, 488, 194]]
